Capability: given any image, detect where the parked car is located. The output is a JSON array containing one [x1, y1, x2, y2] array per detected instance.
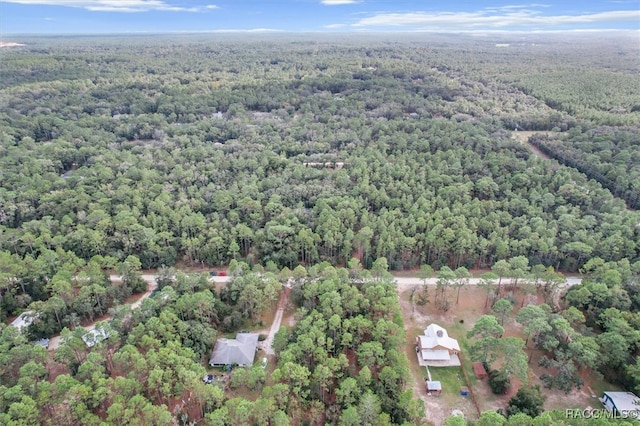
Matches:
[[209, 271, 217, 277], [203, 374, 215, 384]]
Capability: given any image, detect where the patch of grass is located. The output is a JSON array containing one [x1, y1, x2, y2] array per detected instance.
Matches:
[[257, 298, 280, 328], [429, 365, 480, 421], [391, 270, 421, 278], [226, 383, 263, 402], [430, 367, 466, 402], [584, 373, 623, 400], [207, 366, 229, 375], [431, 365, 480, 419], [448, 320, 481, 391], [528, 356, 618, 411]]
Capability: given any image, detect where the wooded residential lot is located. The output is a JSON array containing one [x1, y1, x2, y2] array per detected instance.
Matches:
[[1, 33, 639, 425]]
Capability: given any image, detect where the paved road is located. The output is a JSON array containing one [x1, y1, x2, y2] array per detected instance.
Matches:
[[45, 273, 582, 350], [393, 276, 582, 287]]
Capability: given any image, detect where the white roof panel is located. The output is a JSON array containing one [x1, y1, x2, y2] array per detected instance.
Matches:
[[421, 349, 451, 361]]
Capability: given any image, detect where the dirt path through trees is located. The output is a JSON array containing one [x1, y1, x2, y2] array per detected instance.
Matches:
[[511, 131, 557, 160], [261, 287, 290, 355], [47, 274, 161, 350]]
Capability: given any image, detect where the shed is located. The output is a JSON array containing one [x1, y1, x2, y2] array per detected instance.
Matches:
[[473, 362, 488, 379], [425, 380, 442, 395], [602, 391, 640, 415]]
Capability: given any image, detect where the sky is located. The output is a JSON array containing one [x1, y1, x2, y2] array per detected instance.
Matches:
[[0, 0, 639, 35]]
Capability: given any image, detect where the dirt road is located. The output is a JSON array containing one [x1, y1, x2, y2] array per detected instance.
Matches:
[[261, 287, 290, 355], [511, 130, 558, 160]]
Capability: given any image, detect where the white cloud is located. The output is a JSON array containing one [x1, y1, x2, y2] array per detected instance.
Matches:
[[1, 0, 218, 12], [352, 9, 640, 31], [324, 23, 347, 28], [321, 0, 358, 5], [483, 4, 551, 12]]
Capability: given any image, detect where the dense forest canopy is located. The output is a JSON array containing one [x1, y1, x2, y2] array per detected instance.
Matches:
[[1, 33, 640, 425], [530, 127, 640, 209], [1, 35, 638, 280]]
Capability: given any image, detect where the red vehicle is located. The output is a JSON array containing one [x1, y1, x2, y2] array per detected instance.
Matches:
[[218, 271, 227, 277]]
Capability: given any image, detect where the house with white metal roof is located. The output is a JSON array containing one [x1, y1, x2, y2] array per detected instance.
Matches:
[[81, 323, 113, 348], [415, 324, 461, 367], [10, 311, 36, 333], [601, 391, 640, 416]]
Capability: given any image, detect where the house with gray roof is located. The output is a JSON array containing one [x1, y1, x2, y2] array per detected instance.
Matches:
[[209, 333, 259, 367]]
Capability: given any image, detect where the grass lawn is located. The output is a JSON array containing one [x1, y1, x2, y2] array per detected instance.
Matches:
[[431, 367, 465, 396], [543, 371, 624, 411], [430, 365, 479, 420]]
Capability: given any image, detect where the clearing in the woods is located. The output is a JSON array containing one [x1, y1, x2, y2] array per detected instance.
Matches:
[[396, 283, 610, 426]]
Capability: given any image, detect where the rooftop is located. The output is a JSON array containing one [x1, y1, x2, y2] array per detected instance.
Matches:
[[426, 381, 442, 391], [420, 324, 460, 352], [209, 333, 259, 367], [34, 338, 50, 348], [81, 326, 112, 347], [603, 392, 640, 413], [421, 349, 451, 361], [10, 311, 36, 333]]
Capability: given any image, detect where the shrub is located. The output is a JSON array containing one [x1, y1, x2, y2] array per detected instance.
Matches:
[[488, 369, 510, 394], [507, 385, 546, 417]]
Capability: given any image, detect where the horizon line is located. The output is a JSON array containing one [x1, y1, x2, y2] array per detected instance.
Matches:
[[2, 28, 639, 37]]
